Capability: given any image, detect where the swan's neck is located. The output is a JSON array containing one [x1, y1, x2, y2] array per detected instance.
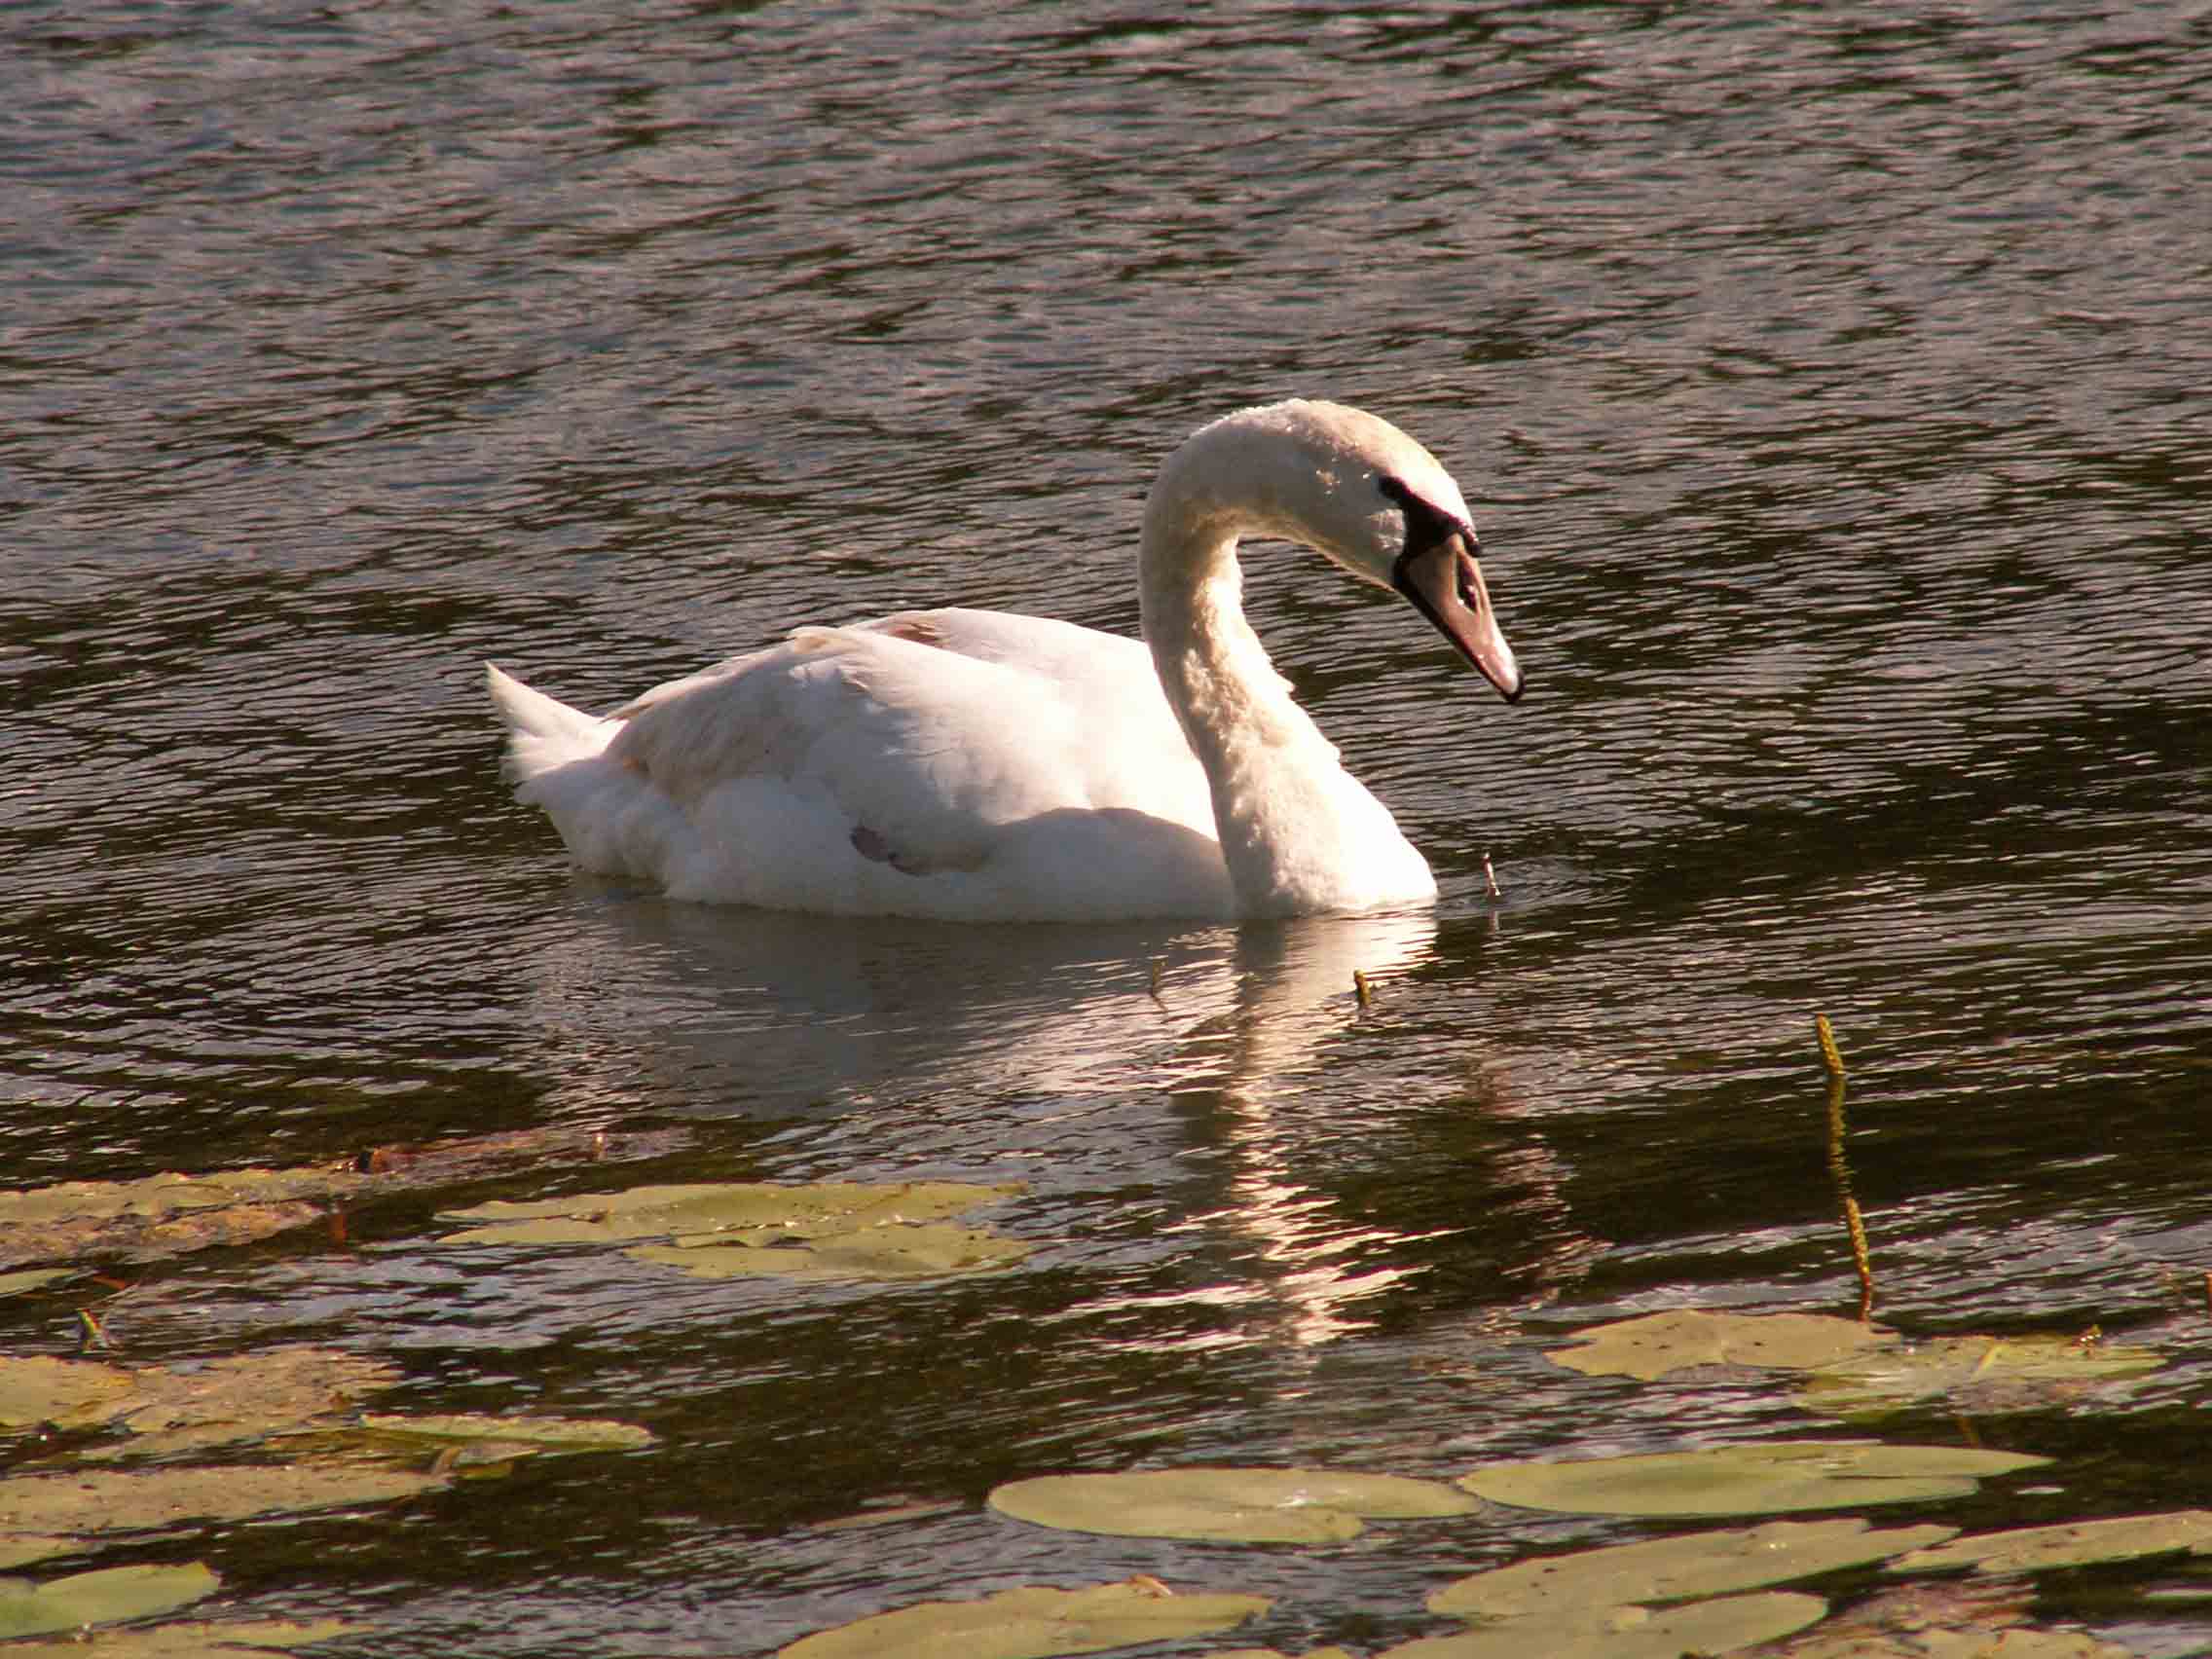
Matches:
[[1141, 510, 1428, 917]]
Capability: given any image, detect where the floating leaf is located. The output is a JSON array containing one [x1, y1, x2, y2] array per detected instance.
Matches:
[[1457, 1442, 2049, 1519], [630, 1222, 1030, 1281], [0, 1127, 692, 1271], [989, 1467, 1476, 1543], [83, 1347, 404, 1461], [778, 1579, 1270, 1659], [1800, 1335, 2162, 1419], [1773, 1575, 2131, 1658], [0, 1563, 219, 1640], [0, 1270, 71, 1299], [1380, 1590, 1828, 1657], [1428, 1519, 1958, 1618], [0, 1538, 77, 1570], [1887, 1511, 2212, 1576], [0, 1356, 140, 1430], [1546, 1310, 1893, 1382], [440, 1179, 1030, 1283], [439, 1179, 1021, 1246], [0, 1462, 444, 1535], [0, 1617, 363, 1657], [358, 1414, 654, 1453]]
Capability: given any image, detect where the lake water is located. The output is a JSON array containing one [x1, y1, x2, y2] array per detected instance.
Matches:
[[4, 3, 2209, 1654]]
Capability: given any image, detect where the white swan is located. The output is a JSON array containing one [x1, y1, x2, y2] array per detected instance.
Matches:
[[487, 399, 1523, 923]]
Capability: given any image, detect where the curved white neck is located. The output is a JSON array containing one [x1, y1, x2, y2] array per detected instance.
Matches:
[[1140, 466, 1429, 917]]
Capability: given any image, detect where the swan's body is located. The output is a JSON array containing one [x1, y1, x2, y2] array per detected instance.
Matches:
[[489, 399, 1523, 922]]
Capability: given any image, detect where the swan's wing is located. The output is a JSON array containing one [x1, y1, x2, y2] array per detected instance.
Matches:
[[605, 612, 1214, 880]]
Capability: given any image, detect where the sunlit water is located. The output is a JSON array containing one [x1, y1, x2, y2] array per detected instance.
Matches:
[[4, 4, 2209, 1654]]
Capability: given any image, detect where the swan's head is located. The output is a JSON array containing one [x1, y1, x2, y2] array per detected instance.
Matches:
[[1158, 399, 1525, 703]]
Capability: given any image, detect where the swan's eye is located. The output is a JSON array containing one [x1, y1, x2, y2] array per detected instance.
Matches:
[[1376, 475, 1464, 552]]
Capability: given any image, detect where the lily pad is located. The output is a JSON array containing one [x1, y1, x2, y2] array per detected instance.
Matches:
[[1800, 1335, 2163, 1418], [85, 1347, 404, 1461], [0, 1127, 692, 1271], [441, 1179, 1030, 1283], [1772, 1576, 2131, 1658], [0, 1618, 363, 1657], [1546, 1310, 1893, 1382], [0, 1538, 78, 1570], [1428, 1519, 1958, 1618], [0, 1462, 445, 1535], [629, 1222, 1030, 1281], [0, 1356, 141, 1431], [0, 1270, 72, 1299], [1886, 1511, 2212, 1576], [989, 1467, 1477, 1543], [779, 1579, 1271, 1658], [1457, 1441, 2050, 1519], [0, 1563, 220, 1640], [439, 1179, 1021, 1244], [1380, 1590, 1829, 1657], [358, 1414, 655, 1453]]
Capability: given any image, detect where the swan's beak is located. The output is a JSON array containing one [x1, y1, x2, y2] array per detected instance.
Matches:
[[1393, 532, 1525, 703]]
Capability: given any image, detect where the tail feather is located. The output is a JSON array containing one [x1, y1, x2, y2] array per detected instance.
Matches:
[[485, 663, 619, 783]]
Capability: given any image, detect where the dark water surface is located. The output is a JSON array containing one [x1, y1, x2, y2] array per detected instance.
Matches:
[[4, 3, 2209, 1654]]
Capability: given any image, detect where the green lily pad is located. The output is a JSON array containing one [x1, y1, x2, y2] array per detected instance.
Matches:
[[1380, 1590, 1829, 1657], [0, 1563, 220, 1640], [1886, 1510, 2212, 1576], [1428, 1519, 1958, 1618], [0, 1356, 141, 1430], [989, 1467, 1477, 1543], [358, 1414, 655, 1453], [0, 1617, 363, 1657], [778, 1579, 1271, 1658], [1547, 1310, 1893, 1382], [1800, 1335, 2162, 1419], [1457, 1441, 2050, 1519], [0, 1462, 445, 1535]]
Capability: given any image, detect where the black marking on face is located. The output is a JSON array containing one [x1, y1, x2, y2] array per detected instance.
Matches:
[[1377, 473, 1472, 558]]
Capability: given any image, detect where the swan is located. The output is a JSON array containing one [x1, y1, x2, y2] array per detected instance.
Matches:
[[487, 399, 1523, 923]]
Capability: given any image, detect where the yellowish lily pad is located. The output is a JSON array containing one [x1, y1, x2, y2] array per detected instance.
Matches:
[[0, 1617, 363, 1657], [1428, 1519, 1958, 1618], [630, 1222, 1030, 1281], [1546, 1310, 1893, 1382], [88, 1347, 404, 1461], [440, 1179, 1021, 1244], [1886, 1510, 2212, 1576], [0, 1462, 445, 1535], [358, 1414, 655, 1453], [1800, 1335, 2162, 1418], [0, 1270, 72, 1299], [778, 1579, 1271, 1658], [0, 1538, 78, 1570], [1380, 1590, 1829, 1657], [989, 1466, 1477, 1543], [0, 1563, 220, 1640], [1772, 1576, 2132, 1658], [1457, 1441, 2050, 1518], [441, 1179, 1030, 1283], [0, 1127, 691, 1271], [0, 1356, 142, 1431]]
